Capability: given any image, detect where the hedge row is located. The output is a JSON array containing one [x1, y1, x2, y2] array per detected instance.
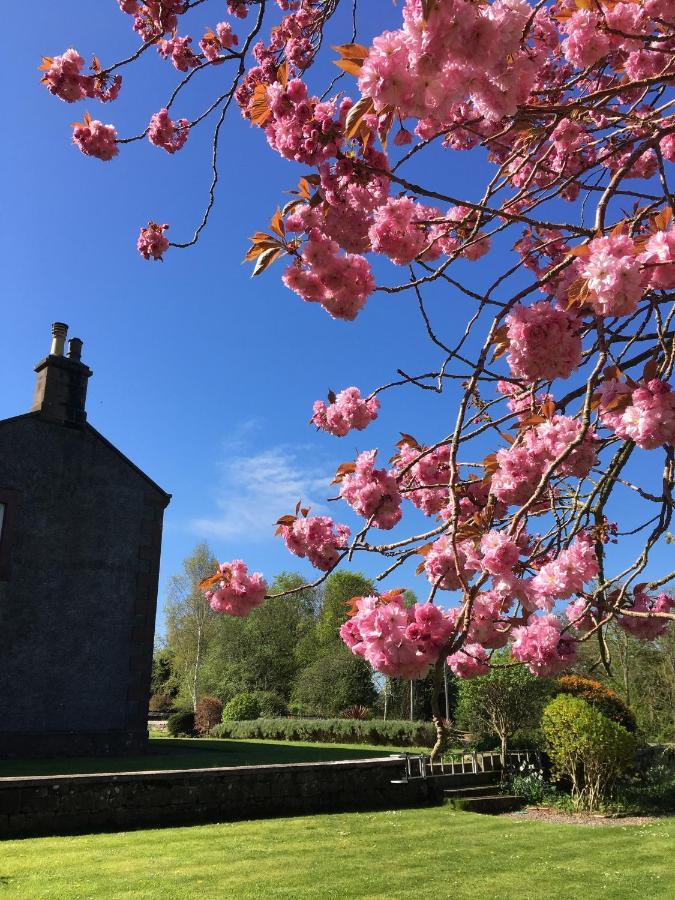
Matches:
[[210, 717, 437, 747]]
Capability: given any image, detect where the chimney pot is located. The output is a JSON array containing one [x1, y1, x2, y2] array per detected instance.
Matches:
[[68, 338, 83, 362], [50, 322, 68, 357], [31, 323, 92, 426]]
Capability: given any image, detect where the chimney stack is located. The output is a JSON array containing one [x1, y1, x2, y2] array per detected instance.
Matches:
[[31, 323, 93, 426]]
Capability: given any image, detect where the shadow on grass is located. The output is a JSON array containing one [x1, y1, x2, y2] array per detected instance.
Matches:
[[0, 737, 395, 779]]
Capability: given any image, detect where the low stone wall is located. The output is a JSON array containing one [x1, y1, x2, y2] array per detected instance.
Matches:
[[0, 757, 444, 839]]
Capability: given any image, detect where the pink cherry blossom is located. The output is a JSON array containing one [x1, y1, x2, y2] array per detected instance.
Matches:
[[311, 387, 379, 437], [394, 442, 452, 516], [72, 119, 118, 161], [282, 229, 374, 321], [511, 613, 578, 676], [492, 416, 598, 505], [479, 530, 520, 577], [529, 535, 599, 611], [447, 644, 490, 678], [505, 301, 582, 382], [618, 590, 674, 640], [423, 536, 479, 591], [206, 560, 268, 617], [157, 36, 200, 71], [137, 222, 169, 260], [279, 515, 350, 571], [340, 595, 454, 679], [579, 234, 644, 317], [148, 109, 190, 153], [599, 378, 675, 449], [339, 450, 402, 530]]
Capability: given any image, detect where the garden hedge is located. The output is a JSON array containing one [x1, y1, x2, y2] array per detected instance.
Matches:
[[211, 717, 436, 747]]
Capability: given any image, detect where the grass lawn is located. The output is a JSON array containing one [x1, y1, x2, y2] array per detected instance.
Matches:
[[0, 806, 672, 899], [0, 736, 419, 778]]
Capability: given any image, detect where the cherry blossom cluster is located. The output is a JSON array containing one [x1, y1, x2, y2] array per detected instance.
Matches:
[[505, 301, 582, 383], [618, 591, 675, 640], [578, 234, 644, 318], [599, 378, 675, 450], [446, 644, 490, 678], [42, 50, 122, 103], [265, 79, 346, 166], [200, 23, 239, 62], [148, 109, 190, 154], [282, 230, 374, 320], [358, 0, 546, 129], [559, 0, 675, 79], [311, 387, 379, 437], [117, 0, 186, 41], [492, 415, 598, 505], [528, 535, 599, 612], [72, 119, 118, 161], [137, 222, 169, 261], [394, 441, 452, 516], [157, 36, 200, 72], [279, 515, 350, 571], [339, 450, 402, 530], [340, 595, 454, 679], [512, 614, 578, 676], [206, 560, 268, 617]]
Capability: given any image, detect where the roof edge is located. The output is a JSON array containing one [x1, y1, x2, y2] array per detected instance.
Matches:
[[0, 412, 171, 504]]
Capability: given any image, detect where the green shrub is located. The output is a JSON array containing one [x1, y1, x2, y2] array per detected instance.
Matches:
[[194, 696, 223, 735], [251, 691, 288, 718], [166, 709, 196, 737], [222, 693, 261, 721], [211, 717, 436, 747], [555, 675, 637, 732], [542, 694, 637, 811]]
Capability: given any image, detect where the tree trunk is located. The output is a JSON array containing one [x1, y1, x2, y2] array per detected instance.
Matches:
[[500, 732, 508, 769], [191, 622, 203, 712], [430, 660, 449, 763]]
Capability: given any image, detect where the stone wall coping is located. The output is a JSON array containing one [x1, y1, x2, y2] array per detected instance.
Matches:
[[0, 755, 407, 789]]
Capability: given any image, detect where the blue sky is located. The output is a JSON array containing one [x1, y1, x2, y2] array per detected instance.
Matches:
[[2, 2, 671, 631]]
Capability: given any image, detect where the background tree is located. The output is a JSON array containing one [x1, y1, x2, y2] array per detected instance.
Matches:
[[456, 660, 552, 761], [292, 651, 376, 717], [199, 572, 319, 701], [165, 542, 218, 710]]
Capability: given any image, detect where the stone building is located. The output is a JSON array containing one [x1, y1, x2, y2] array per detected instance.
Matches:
[[0, 324, 170, 757]]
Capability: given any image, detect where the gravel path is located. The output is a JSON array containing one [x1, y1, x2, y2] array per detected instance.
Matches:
[[506, 807, 666, 827]]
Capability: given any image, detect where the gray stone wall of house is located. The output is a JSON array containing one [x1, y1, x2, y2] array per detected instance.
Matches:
[[0, 325, 170, 757]]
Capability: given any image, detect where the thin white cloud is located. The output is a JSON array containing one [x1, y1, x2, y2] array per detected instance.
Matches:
[[191, 434, 334, 542]]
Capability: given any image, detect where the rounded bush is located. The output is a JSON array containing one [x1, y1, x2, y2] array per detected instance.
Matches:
[[195, 696, 224, 735], [167, 709, 196, 737], [555, 675, 637, 732], [542, 694, 637, 811], [221, 693, 261, 722]]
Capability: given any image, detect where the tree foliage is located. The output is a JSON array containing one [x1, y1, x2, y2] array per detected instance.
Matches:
[[456, 660, 552, 759]]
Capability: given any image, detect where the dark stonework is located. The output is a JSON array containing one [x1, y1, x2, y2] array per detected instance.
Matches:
[[0, 758, 446, 838], [0, 325, 170, 757]]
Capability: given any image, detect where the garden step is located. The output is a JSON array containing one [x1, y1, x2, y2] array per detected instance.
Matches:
[[443, 785, 504, 799], [445, 794, 525, 814]]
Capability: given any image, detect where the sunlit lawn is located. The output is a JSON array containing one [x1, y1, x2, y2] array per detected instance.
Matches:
[[0, 736, 420, 778], [0, 806, 672, 899]]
